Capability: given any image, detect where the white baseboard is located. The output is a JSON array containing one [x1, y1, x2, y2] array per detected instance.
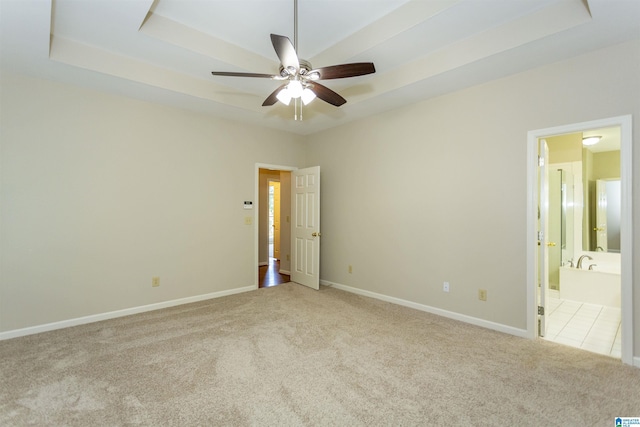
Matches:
[[321, 279, 529, 339], [279, 269, 291, 275], [5, 281, 638, 367], [0, 285, 255, 341], [258, 262, 269, 267]]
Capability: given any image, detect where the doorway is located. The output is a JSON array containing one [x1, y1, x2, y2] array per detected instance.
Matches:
[[260, 179, 289, 287], [527, 115, 633, 366], [254, 163, 322, 290], [269, 180, 281, 260], [541, 130, 621, 357], [257, 167, 293, 288]]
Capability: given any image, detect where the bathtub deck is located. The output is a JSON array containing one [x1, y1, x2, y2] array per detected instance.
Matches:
[[542, 295, 621, 359]]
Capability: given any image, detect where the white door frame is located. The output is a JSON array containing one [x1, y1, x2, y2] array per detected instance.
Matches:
[[526, 115, 633, 365], [538, 140, 550, 337], [254, 163, 298, 289]]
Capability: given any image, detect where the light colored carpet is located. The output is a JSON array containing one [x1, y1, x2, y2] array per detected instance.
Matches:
[[1, 283, 638, 426]]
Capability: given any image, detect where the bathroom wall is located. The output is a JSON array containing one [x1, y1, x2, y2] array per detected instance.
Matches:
[[592, 151, 621, 180]]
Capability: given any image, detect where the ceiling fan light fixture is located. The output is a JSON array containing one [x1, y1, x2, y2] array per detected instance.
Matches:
[[287, 80, 303, 98], [276, 88, 292, 105], [210, 0, 376, 114], [583, 136, 602, 146], [301, 88, 316, 105]]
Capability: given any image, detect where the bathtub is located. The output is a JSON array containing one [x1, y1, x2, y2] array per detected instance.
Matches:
[[559, 263, 621, 308]]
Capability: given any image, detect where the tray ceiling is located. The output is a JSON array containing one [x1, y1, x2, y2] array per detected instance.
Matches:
[[1, 0, 639, 134]]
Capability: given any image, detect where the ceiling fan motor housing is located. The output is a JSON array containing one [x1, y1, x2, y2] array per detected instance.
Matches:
[[280, 59, 313, 77], [212, 33, 373, 107]]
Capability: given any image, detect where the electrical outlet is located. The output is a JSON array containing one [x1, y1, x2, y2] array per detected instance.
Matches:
[[348, 265, 353, 274], [244, 216, 252, 225], [478, 289, 487, 301], [443, 281, 450, 292], [152, 277, 160, 287], [286, 254, 290, 261]]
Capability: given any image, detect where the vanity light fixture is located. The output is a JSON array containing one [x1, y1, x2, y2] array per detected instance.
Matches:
[[582, 136, 602, 146]]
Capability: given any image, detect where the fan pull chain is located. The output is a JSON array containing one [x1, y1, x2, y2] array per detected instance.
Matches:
[[294, 98, 303, 121]]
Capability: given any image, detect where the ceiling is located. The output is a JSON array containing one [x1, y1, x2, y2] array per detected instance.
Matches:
[[1, 0, 639, 135], [582, 127, 620, 153]]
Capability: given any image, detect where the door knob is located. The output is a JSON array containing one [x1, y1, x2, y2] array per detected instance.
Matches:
[[546, 242, 556, 247], [312, 232, 321, 237]]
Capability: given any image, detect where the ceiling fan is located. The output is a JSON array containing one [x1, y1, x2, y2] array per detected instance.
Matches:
[[210, 0, 375, 116]]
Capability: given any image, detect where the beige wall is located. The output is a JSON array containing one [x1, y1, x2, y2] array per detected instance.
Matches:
[[305, 40, 640, 356], [1, 40, 639, 360], [0, 73, 305, 331]]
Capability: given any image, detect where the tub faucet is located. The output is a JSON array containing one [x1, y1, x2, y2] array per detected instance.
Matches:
[[576, 255, 593, 269]]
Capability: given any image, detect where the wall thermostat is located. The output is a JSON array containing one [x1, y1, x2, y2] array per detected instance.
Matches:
[[243, 201, 253, 210]]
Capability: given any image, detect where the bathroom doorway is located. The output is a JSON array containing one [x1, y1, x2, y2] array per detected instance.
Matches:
[[542, 129, 621, 358], [527, 115, 633, 366]]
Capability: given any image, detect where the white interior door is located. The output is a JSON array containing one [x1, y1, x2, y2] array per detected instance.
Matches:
[[538, 140, 550, 337], [291, 166, 320, 290]]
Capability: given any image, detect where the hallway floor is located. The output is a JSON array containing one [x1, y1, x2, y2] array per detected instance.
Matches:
[[543, 295, 621, 359], [258, 258, 290, 288]]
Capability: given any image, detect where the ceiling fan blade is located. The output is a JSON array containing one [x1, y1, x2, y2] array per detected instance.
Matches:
[[262, 84, 288, 106], [309, 63, 376, 80], [270, 34, 299, 73], [211, 71, 276, 78], [309, 82, 347, 107]]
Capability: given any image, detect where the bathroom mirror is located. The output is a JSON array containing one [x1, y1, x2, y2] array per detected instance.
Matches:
[[590, 178, 621, 252], [545, 127, 620, 264], [582, 128, 621, 253]]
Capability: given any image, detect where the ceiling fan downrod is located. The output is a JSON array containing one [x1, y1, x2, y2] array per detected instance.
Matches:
[[210, 0, 376, 117], [293, 0, 301, 121], [293, 0, 298, 52]]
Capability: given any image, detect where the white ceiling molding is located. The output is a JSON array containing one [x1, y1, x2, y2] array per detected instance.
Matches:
[[49, 36, 264, 112], [139, 13, 278, 75], [1, 0, 637, 135], [367, 0, 593, 97]]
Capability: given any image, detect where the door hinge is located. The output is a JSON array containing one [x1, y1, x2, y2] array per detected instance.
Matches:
[[538, 231, 543, 241], [538, 156, 545, 167], [538, 306, 545, 315]]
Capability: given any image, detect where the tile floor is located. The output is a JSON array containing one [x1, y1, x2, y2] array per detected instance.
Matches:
[[543, 295, 621, 359]]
